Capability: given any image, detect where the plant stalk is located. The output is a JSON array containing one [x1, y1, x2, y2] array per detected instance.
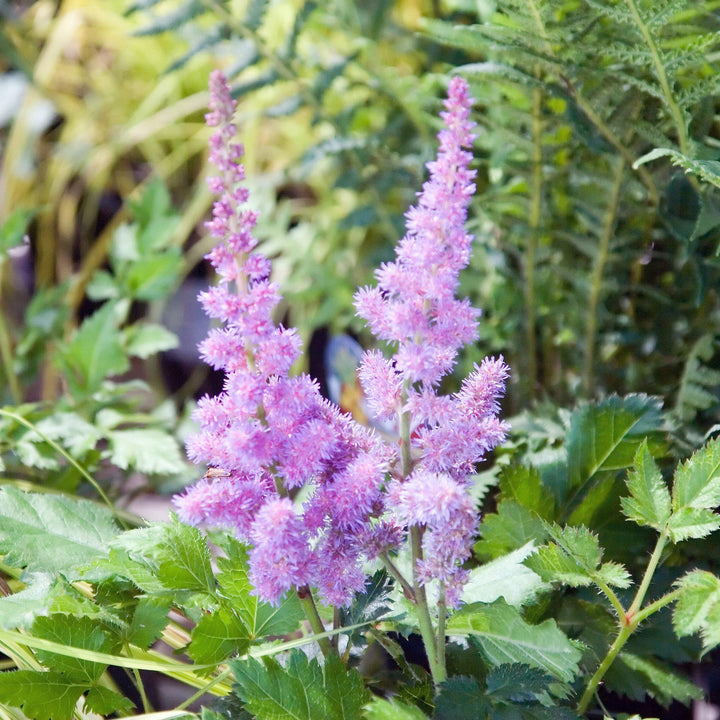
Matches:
[[583, 157, 625, 395], [296, 585, 333, 658]]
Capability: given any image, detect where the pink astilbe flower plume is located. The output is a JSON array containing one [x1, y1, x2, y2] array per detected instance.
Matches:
[[355, 75, 510, 606], [176, 70, 509, 617], [173, 70, 386, 607]]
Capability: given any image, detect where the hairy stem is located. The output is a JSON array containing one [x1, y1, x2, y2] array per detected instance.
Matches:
[[583, 157, 625, 395], [577, 623, 633, 715], [578, 528, 671, 714]]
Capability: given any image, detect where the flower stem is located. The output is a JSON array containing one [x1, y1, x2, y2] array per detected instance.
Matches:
[[409, 525, 444, 685], [296, 585, 333, 658], [578, 529, 671, 715]]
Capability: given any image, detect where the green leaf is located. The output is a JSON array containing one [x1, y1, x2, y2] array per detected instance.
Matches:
[[671, 437, 720, 512], [128, 596, 171, 649], [56, 303, 129, 394], [619, 652, 703, 706], [562, 395, 664, 513], [634, 148, 720, 189], [524, 544, 594, 587], [84, 686, 135, 715], [363, 697, 429, 720], [673, 570, 720, 650], [188, 607, 251, 665], [0, 207, 34, 263], [231, 654, 325, 720], [0, 487, 118, 575], [31, 412, 103, 457], [0, 572, 53, 629], [621, 440, 671, 529], [446, 600, 582, 682], [498, 465, 556, 518], [595, 562, 632, 589], [215, 535, 304, 639], [156, 518, 215, 595], [232, 653, 370, 720], [106, 428, 185, 475], [475, 500, 548, 559], [463, 542, 546, 607], [0, 670, 86, 720], [124, 322, 179, 358], [485, 663, 554, 703], [666, 506, 720, 541], [33, 615, 114, 684], [323, 654, 370, 720], [125, 250, 182, 300], [434, 676, 489, 720]]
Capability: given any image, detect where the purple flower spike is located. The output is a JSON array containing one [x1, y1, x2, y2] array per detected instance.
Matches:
[[177, 71, 509, 614], [354, 76, 510, 607], [174, 70, 388, 607]]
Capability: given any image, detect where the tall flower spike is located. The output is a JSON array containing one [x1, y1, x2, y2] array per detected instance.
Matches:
[[355, 75, 510, 606], [174, 70, 387, 607]]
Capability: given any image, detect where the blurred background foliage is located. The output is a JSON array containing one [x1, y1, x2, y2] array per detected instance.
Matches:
[[2, 0, 720, 715], [1, 0, 720, 489]]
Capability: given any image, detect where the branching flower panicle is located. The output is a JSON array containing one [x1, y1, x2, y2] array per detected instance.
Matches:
[[176, 71, 509, 622], [174, 70, 387, 607], [355, 76, 510, 607]]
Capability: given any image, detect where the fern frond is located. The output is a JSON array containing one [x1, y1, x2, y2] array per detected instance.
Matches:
[[646, 0, 692, 28], [244, 0, 268, 32], [673, 334, 720, 422], [635, 148, 720, 188], [132, 0, 203, 35]]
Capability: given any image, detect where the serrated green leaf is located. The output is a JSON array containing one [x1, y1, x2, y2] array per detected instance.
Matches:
[[486, 663, 555, 703], [107, 428, 185, 475], [128, 596, 171, 649], [0, 487, 118, 575], [619, 652, 703, 706], [84, 685, 135, 715], [0, 572, 53, 629], [634, 148, 720, 189], [595, 562, 632, 589], [562, 395, 664, 514], [621, 440, 671, 529], [447, 600, 582, 682], [464, 542, 546, 606], [188, 607, 251, 665], [32, 412, 103, 457], [475, 500, 548, 559], [33, 614, 115, 683], [124, 322, 179, 358], [0, 670, 86, 720], [524, 544, 593, 587], [323, 653, 370, 720], [157, 518, 215, 595], [435, 676, 488, 720], [667, 506, 720, 541], [55, 303, 129, 394], [673, 570, 720, 650], [215, 536, 304, 639], [363, 697, 429, 720], [672, 437, 720, 512], [231, 654, 327, 720]]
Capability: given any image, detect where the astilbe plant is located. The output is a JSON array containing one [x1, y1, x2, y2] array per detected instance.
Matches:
[[174, 70, 508, 684]]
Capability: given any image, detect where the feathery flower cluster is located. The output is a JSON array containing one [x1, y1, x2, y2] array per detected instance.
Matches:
[[175, 70, 509, 613], [174, 70, 389, 607], [355, 76, 510, 607]]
